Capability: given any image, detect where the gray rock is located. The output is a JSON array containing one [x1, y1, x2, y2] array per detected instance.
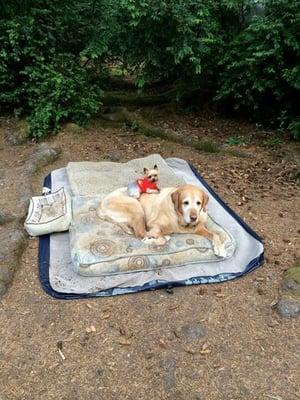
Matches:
[[0, 281, 7, 296], [282, 278, 300, 293], [0, 228, 26, 296], [0, 211, 14, 225], [160, 358, 177, 391], [277, 299, 300, 318], [5, 132, 28, 146], [181, 323, 206, 339], [25, 144, 61, 175], [107, 150, 122, 162], [0, 228, 26, 262]]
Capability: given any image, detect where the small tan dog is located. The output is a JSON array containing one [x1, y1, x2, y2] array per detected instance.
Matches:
[[98, 184, 227, 257], [127, 165, 160, 199]]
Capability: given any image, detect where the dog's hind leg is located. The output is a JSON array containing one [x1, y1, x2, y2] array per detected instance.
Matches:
[[131, 214, 146, 239], [102, 194, 147, 240]]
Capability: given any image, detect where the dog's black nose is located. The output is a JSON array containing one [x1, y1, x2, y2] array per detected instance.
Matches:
[[190, 215, 197, 222]]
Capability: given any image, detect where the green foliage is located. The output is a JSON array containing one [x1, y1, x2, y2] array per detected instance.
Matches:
[[263, 136, 283, 147], [0, 0, 299, 138], [0, 1, 103, 138], [25, 59, 102, 137], [226, 136, 246, 145], [289, 120, 300, 141], [215, 0, 300, 134], [115, 0, 223, 88]]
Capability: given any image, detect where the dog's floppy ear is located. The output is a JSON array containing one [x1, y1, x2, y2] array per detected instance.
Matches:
[[202, 191, 209, 212], [153, 164, 158, 170], [143, 167, 149, 174], [171, 188, 181, 214]]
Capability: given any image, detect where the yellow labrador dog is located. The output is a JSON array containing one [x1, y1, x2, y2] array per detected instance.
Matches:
[[98, 184, 226, 257]]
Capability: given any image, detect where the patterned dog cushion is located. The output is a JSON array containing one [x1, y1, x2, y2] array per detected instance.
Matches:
[[70, 196, 236, 277]]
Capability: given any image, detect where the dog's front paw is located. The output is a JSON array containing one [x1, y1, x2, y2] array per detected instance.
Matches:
[[142, 237, 157, 244], [213, 234, 227, 258], [214, 243, 226, 258]]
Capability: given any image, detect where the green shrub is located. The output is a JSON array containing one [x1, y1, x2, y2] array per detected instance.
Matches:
[[0, 0, 299, 139], [0, 2, 103, 138], [215, 0, 300, 133], [24, 60, 102, 138], [226, 136, 246, 146]]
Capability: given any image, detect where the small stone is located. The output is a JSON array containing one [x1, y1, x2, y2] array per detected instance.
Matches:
[[277, 299, 300, 318], [160, 358, 176, 391], [181, 323, 206, 340], [96, 368, 104, 376], [107, 150, 122, 162]]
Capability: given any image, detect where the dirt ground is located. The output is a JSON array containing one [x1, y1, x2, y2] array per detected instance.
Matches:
[[0, 110, 299, 400]]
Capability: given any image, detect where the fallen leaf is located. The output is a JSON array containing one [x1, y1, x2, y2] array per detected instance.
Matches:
[[117, 338, 131, 346], [199, 349, 211, 355]]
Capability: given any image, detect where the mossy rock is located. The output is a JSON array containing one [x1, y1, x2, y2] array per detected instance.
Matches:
[[277, 261, 300, 317], [5, 119, 29, 146], [285, 262, 300, 285], [63, 123, 85, 135]]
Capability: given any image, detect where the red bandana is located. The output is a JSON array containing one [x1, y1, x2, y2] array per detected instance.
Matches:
[[137, 179, 158, 193]]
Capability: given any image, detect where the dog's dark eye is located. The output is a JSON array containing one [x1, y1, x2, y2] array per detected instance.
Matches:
[[183, 200, 189, 206], [196, 201, 201, 206]]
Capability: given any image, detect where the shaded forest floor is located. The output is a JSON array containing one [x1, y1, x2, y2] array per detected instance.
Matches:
[[0, 107, 299, 400]]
